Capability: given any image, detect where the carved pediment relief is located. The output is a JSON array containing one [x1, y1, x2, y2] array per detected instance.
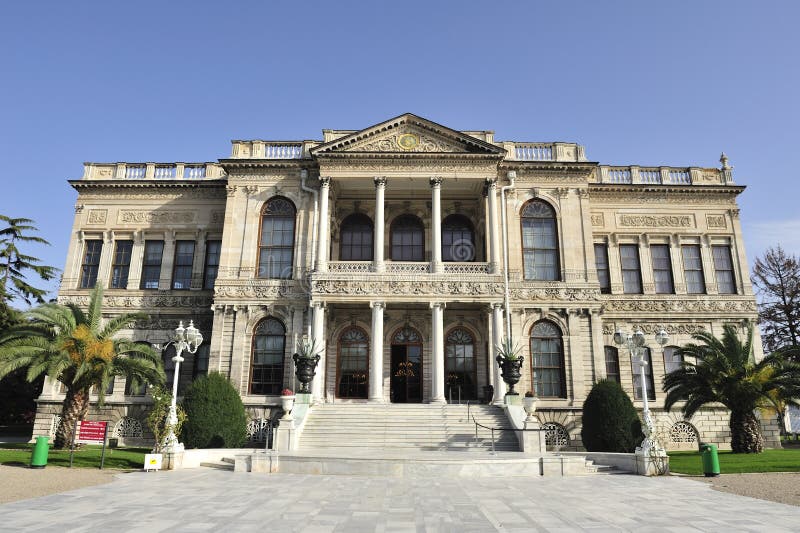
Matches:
[[311, 113, 505, 157]]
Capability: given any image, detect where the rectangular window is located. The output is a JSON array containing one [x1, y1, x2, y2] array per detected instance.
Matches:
[[171, 240, 195, 290], [79, 240, 103, 289], [682, 245, 705, 294], [619, 244, 642, 294], [109, 240, 133, 289], [712, 245, 737, 294], [124, 378, 147, 396], [663, 346, 683, 375], [604, 346, 620, 383], [594, 244, 611, 294], [193, 343, 210, 379], [632, 348, 656, 401], [140, 240, 164, 290], [651, 244, 674, 294], [203, 240, 222, 290]]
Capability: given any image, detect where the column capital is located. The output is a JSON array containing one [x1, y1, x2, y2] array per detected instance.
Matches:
[[429, 301, 446, 310], [369, 301, 385, 310], [374, 176, 387, 188], [311, 301, 326, 310], [319, 176, 332, 187], [485, 177, 498, 189], [491, 302, 504, 310], [429, 176, 443, 188]]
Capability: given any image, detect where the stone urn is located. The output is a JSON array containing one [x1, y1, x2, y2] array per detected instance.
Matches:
[[496, 355, 524, 395], [293, 353, 321, 394], [280, 394, 295, 420], [522, 394, 539, 423]]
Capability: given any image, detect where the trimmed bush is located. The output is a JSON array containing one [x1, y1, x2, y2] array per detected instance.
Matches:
[[581, 379, 643, 453], [180, 372, 247, 448]]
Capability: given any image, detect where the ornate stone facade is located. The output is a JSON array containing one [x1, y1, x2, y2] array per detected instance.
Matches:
[[35, 113, 779, 450]]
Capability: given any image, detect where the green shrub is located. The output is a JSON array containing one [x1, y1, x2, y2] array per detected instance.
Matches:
[[180, 372, 247, 448], [581, 379, 643, 453]]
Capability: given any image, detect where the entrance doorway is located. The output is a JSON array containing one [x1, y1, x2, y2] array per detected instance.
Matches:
[[390, 327, 423, 403]]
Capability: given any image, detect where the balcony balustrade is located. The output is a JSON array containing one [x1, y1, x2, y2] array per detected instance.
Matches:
[[596, 166, 724, 186], [80, 162, 222, 181]]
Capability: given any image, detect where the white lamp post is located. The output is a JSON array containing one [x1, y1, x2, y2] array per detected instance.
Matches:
[[613, 326, 669, 457], [157, 320, 203, 453]]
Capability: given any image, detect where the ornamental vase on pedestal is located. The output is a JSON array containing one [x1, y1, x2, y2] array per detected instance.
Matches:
[[280, 395, 295, 420], [293, 353, 321, 394], [496, 355, 524, 395]]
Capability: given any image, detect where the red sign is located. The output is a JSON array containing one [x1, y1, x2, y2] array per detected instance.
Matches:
[[77, 421, 108, 443]]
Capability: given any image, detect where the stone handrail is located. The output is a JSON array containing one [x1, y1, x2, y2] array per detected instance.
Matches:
[[80, 162, 223, 181], [385, 262, 431, 274], [327, 261, 373, 273], [595, 165, 727, 186], [442, 262, 491, 274]]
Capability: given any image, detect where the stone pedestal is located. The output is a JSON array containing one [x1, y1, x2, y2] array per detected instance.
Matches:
[[634, 448, 670, 476], [163, 451, 183, 470], [274, 421, 296, 451], [521, 420, 546, 455], [251, 452, 280, 473]]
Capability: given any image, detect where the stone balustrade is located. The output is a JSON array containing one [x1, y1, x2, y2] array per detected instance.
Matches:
[[80, 162, 223, 181], [501, 142, 587, 162], [230, 140, 318, 159], [595, 165, 727, 186]]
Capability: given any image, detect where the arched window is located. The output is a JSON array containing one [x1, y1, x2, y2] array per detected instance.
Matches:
[[445, 328, 477, 400], [530, 320, 565, 398], [604, 346, 620, 383], [442, 215, 476, 262], [340, 214, 374, 261], [258, 197, 296, 279], [250, 318, 286, 395], [337, 327, 369, 399], [391, 214, 424, 261], [521, 200, 559, 280], [663, 345, 683, 375]]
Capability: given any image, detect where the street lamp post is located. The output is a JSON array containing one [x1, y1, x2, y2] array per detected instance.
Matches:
[[613, 326, 669, 458], [158, 320, 203, 453]]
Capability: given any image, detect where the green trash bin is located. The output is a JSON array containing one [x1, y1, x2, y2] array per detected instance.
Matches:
[[700, 443, 720, 477], [30, 436, 50, 469]]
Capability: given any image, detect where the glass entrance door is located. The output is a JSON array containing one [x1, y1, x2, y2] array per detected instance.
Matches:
[[390, 327, 423, 403]]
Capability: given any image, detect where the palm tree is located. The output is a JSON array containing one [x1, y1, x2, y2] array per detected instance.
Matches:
[[663, 324, 800, 453], [0, 215, 58, 305], [0, 285, 164, 448]]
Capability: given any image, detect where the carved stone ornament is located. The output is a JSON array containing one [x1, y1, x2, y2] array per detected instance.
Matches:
[[602, 298, 756, 313], [345, 127, 462, 153], [87, 209, 107, 224], [617, 214, 694, 228], [601, 323, 708, 336], [118, 211, 196, 224], [79, 188, 227, 201], [58, 294, 213, 309], [590, 213, 604, 227], [211, 210, 225, 224], [706, 215, 727, 228]]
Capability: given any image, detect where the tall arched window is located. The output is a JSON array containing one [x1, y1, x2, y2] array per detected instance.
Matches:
[[530, 320, 566, 398], [445, 327, 477, 400], [337, 327, 369, 399], [442, 215, 476, 262], [250, 318, 286, 395], [521, 200, 559, 280], [258, 197, 296, 279], [340, 214, 374, 261], [391, 214, 424, 261]]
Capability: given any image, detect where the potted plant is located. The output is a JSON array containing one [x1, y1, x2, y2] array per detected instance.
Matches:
[[495, 337, 524, 395], [522, 391, 539, 422], [280, 388, 295, 420], [293, 338, 321, 393]]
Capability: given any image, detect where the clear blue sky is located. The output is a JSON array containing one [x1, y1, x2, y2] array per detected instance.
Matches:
[[1, 1, 798, 303]]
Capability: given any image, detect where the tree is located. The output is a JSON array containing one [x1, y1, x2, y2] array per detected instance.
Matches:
[[752, 246, 800, 355], [581, 379, 643, 453], [0, 285, 164, 448], [663, 324, 800, 453], [180, 372, 247, 448], [0, 215, 58, 306]]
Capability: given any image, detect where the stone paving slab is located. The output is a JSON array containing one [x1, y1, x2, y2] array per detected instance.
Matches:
[[0, 469, 797, 532]]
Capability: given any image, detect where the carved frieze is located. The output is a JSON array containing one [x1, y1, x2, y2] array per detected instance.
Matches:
[[351, 132, 459, 153], [591, 213, 604, 227], [603, 298, 756, 313], [78, 189, 226, 200], [601, 323, 708, 335], [321, 159, 496, 173], [214, 281, 308, 299], [706, 214, 727, 228], [617, 214, 694, 228], [211, 210, 225, 224], [58, 295, 213, 309], [87, 209, 107, 224], [118, 210, 196, 224]]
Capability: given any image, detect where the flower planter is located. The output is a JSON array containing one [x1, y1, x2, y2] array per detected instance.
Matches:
[[293, 353, 321, 394], [496, 355, 524, 395], [522, 396, 539, 422], [280, 395, 295, 420]]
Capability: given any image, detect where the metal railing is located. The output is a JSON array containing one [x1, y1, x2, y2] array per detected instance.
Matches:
[[465, 401, 544, 455]]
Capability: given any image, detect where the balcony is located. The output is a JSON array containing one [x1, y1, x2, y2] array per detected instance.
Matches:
[[80, 162, 224, 181]]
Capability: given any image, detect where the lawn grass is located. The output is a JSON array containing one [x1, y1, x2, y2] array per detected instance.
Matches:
[[0, 443, 148, 469], [668, 448, 800, 475]]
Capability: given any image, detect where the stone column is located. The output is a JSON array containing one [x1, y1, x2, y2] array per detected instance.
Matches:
[[369, 301, 385, 402], [316, 177, 331, 272], [589, 309, 606, 382], [567, 309, 586, 404], [311, 302, 326, 402], [373, 177, 386, 272], [430, 301, 446, 403], [486, 178, 501, 274], [430, 177, 443, 273], [491, 303, 507, 404]]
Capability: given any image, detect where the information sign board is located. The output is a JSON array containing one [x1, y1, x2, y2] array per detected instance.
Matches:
[[77, 421, 108, 444]]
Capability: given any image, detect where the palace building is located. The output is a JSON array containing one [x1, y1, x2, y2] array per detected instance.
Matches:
[[33, 113, 780, 451]]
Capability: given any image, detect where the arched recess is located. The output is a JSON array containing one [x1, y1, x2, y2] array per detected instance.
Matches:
[[442, 214, 476, 262], [258, 197, 296, 279], [390, 326, 423, 403], [340, 213, 374, 261], [249, 317, 286, 395], [520, 199, 560, 280], [390, 214, 425, 261], [445, 326, 478, 401], [530, 320, 566, 398], [337, 326, 370, 399]]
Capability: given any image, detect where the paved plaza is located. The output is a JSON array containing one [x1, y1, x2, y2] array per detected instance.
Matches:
[[0, 469, 797, 532]]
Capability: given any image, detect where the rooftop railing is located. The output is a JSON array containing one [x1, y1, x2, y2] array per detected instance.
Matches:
[[595, 166, 728, 186], [80, 162, 223, 181]]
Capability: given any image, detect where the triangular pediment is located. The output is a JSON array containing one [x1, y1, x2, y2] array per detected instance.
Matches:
[[310, 113, 506, 156]]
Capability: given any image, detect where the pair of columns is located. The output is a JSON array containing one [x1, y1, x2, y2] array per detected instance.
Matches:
[[314, 176, 503, 274], [308, 299, 508, 404]]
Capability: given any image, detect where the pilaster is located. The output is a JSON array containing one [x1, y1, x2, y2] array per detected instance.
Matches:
[[158, 231, 176, 290]]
